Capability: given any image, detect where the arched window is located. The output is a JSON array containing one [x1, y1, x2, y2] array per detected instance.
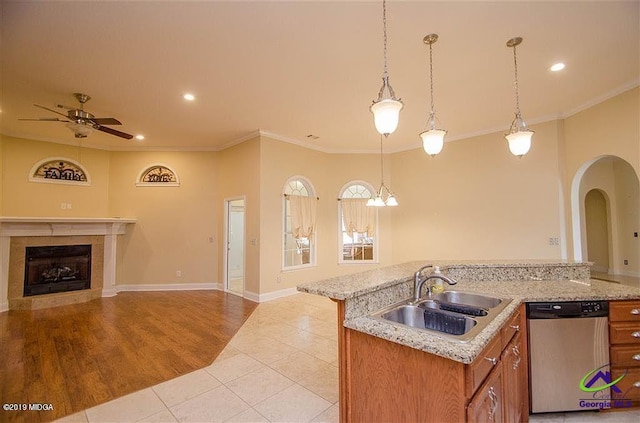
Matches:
[[338, 181, 377, 263], [283, 176, 317, 269]]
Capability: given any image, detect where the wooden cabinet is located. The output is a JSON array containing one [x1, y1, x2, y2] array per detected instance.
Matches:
[[609, 300, 640, 408], [502, 333, 525, 423], [340, 303, 528, 422], [467, 363, 503, 423]]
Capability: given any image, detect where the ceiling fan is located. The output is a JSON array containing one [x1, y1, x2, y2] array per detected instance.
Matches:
[[20, 93, 134, 139]]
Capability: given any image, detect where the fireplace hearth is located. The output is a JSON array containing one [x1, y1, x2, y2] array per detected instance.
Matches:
[[24, 245, 91, 297]]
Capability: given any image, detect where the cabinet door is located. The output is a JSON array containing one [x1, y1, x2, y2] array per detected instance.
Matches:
[[468, 365, 503, 423], [502, 334, 524, 423]]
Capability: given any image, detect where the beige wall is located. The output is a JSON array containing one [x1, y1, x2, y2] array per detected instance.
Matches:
[[1, 87, 638, 296], [613, 159, 640, 275], [258, 136, 393, 295], [109, 151, 218, 286], [215, 138, 261, 295], [584, 189, 609, 271], [390, 120, 564, 261], [563, 87, 640, 262], [1, 136, 110, 216]]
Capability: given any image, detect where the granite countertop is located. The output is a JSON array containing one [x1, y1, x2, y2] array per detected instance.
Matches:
[[345, 278, 640, 364], [297, 261, 640, 364]]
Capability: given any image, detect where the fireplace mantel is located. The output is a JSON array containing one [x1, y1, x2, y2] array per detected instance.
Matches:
[[0, 217, 136, 311]]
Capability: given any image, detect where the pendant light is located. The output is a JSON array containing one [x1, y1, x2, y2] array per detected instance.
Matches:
[[419, 34, 447, 156], [370, 0, 403, 137], [366, 135, 398, 207], [505, 37, 534, 157]]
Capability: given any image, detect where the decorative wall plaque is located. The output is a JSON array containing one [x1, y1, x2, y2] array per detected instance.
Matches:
[[29, 158, 91, 186], [136, 164, 180, 186]]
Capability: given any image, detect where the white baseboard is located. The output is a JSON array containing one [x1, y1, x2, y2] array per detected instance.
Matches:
[[0, 301, 8, 313], [116, 282, 221, 292], [243, 287, 299, 303], [615, 269, 640, 278], [99, 283, 298, 303]]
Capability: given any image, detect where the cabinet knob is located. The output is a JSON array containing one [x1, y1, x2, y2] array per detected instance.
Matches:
[[634, 381, 640, 388], [510, 324, 520, 331], [484, 357, 498, 366], [632, 331, 640, 338], [633, 354, 640, 361], [631, 309, 640, 315]]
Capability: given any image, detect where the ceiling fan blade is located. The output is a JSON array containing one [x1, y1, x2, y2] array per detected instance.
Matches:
[[95, 125, 133, 140], [19, 117, 69, 122], [34, 104, 70, 119], [91, 117, 122, 125]]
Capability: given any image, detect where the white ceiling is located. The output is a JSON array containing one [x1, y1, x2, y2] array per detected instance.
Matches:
[[1, 1, 638, 153]]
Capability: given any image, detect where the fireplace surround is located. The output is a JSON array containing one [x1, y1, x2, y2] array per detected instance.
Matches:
[[0, 217, 135, 311]]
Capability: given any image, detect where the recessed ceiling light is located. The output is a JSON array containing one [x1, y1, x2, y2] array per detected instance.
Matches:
[[135, 134, 145, 141], [550, 63, 565, 72], [183, 93, 195, 101]]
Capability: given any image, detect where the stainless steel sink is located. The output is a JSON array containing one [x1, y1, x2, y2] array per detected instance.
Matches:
[[380, 304, 477, 335], [433, 291, 502, 309], [371, 290, 511, 342]]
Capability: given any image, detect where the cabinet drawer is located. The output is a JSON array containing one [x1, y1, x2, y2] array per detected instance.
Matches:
[[611, 345, 640, 367], [501, 310, 521, 347], [610, 322, 640, 345], [466, 334, 502, 398], [611, 368, 640, 406], [610, 301, 640, 322]]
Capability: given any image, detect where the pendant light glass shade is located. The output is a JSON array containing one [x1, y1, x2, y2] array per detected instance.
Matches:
[[371, 96, 403, 136], [505, 37, 533, 157], [506, 113, 533, 156], [371, 0, 402, 136], [419, 34, 446, 156], [420, 129, 446, 156]]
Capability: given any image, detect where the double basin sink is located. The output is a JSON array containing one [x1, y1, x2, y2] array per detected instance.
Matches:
[[372, 291, 511, 342]]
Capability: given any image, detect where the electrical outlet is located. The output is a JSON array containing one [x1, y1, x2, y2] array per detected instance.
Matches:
[[624, 260, 629, 265], [176, 270, 182, 277], [208, 236, 214, 243], [276, 276, 281, 284]]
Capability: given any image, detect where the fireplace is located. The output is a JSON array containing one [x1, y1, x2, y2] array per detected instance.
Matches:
[[24, 245, 91, 296]]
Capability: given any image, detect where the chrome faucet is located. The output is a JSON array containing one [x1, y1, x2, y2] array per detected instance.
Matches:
[[412, 265, 457, 303]]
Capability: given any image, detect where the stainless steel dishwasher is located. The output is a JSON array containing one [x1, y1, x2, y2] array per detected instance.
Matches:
[[527, 301, 610, 413]]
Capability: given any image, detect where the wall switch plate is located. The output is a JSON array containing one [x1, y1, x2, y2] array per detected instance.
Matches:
[[176, 270, 182, 277], [634, 232, 638, 238]]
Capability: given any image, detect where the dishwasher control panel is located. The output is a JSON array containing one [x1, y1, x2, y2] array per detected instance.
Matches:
[[527, 301, 609, 319]]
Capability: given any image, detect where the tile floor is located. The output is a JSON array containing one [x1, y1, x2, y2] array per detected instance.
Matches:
[[55, 293, 339, 423], [54, 292, 640, 423]]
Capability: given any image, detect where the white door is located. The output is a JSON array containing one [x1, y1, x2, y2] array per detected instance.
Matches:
[[225, 198, 245, 296]]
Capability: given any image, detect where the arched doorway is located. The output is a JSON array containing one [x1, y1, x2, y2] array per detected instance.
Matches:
[[571, 156, 639, 279]]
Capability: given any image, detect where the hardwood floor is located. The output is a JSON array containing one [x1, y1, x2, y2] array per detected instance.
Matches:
[[0, 291, 257, 423]]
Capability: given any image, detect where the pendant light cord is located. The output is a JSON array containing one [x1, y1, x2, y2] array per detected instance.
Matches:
[[429, 41, 435, 114], [512, 44, 521, 117], [382, 0, 389, 80], [379, 135, 384, 188]]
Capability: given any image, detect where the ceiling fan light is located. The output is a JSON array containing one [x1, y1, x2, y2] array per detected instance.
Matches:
[[506, 130, 533, 157], [370, 99, 403, 136], [66, 122, 93, 138], [420, 129, 446, 156]]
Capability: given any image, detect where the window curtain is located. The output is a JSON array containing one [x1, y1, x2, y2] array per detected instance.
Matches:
[[289, 195, 318, 240], [341, 198, 376, 237]]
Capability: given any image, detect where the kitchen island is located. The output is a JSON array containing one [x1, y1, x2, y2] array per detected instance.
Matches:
[[298, 260, 640, 423]]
